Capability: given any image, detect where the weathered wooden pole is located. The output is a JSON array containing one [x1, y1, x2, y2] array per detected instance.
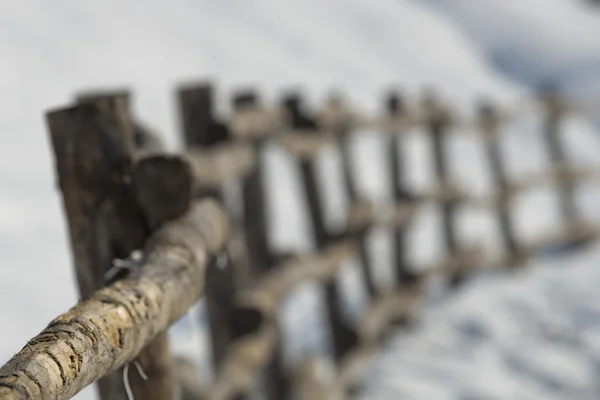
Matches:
[[540, 85, 580, 224], [47, 97, 175, 400], [230, 90, 289, 400], [233, 91, 273, 276], [177, 82, 239, 374], [384, 92, 417, 286], [178, 82, 229, 149], [282, 93, 358, 364], [423, 93, 463, 287], [0, 199, 229, 400], [325, 95, 377, 297], [75, 89, 164, 155], [478, 101, 522, 265]]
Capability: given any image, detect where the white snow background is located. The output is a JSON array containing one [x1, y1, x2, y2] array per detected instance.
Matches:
[[1, 0, 600, 399]]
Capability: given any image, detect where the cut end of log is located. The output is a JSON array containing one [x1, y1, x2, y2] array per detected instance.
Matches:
[[134, 155, 193, 228]]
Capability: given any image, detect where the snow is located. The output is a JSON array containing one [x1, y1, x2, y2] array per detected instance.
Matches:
[[361, 244, 600, 400], [1, 0, 600, 399], [423, 0, 600, 108]]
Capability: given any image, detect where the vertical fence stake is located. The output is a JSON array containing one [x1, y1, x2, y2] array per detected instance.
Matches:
[[329, 96, 377, 298], [423, 93, 463, 287], [48, 95, 175, 400], [385, 92, 417, 287], [540, 86, 580, 225], [233, 90, 289, 400], [478, 101, 522, 265], [283, 93, 358, 364], [177, 83, 239, 377]]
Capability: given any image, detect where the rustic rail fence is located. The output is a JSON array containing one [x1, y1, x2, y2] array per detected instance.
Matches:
[[1, 82, 599, 400]]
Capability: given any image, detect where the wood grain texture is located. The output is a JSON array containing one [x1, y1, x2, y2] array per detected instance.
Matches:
[[0, 200, 229, 400], [48, 98, 157, 399]]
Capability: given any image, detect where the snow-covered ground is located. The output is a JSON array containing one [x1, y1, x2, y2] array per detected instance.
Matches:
[[1, 0, 600, 399]]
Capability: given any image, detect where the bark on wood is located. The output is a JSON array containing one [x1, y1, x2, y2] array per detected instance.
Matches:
[[283, 93, 358, 364], [67, 92, 174, 399], [0, 200, 229, 400], [134, 155, 194, 229], [75, 90, 165, 157], [47, 98, 172, 400], [133, 145, 257, 228]]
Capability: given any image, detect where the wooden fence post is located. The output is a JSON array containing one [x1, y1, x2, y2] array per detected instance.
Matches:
[[282, 93, 358, 364], [540, 85, 580, 225], [47, 96, 175, 400], [384, 92, 417, 286], [233, 91, 273, 277], [232, 90, 289, 400], [326, 95, 377, 298], [478, 101, 522, 265], [177, 82, 238, 376], [423, 93, 463, 287]]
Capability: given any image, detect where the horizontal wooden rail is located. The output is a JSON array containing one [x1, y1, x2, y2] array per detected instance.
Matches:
[[297, 223, 600, 399], [205, 240, 357, 399], [0, 200, 229, 400]]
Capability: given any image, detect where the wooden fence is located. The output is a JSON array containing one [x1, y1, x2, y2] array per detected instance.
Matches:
[[1, 83, 599, 400]]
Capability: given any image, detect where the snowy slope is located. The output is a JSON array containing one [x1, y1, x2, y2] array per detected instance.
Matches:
[[423, 0, 600, 107], [1, 1, 600, 399], [360, 243, 600, 400]]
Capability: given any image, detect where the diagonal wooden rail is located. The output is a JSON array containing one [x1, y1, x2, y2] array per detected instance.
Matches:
[[0, 200, 229, 400]]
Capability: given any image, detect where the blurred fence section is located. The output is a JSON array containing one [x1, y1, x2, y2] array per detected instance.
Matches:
[[1, 82, 599, 400]]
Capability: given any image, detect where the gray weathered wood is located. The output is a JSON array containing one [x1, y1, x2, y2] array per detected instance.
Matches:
[[0, 199, 229, 400], [233, 90, 287, 400], [178, 82, 229, 148], [385, 92, 417, 286], [478, 102, 523, 266], [47, 98, 170, 400], [283, 93, 358, 364], [75, 90, 165, 157], [177, 83, 237, 379], [540, 86, 580, 224], [322, 95, 377, 298], [60, 93, 177, 399], [423, 93, 463, 286]]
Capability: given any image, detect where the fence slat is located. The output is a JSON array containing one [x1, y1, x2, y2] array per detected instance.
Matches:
[[385, 92, 417, 286], [232, 90, 290, 400], [283, 93, 359, 364], [336, 107, 377, 297], [48, 97, 176, 400], [540, 86, 580, 224], [424, 94, 463, 286], [479, 102, 523, 265], [177, 83, 241, 376], [0, 200, 229, 400]]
